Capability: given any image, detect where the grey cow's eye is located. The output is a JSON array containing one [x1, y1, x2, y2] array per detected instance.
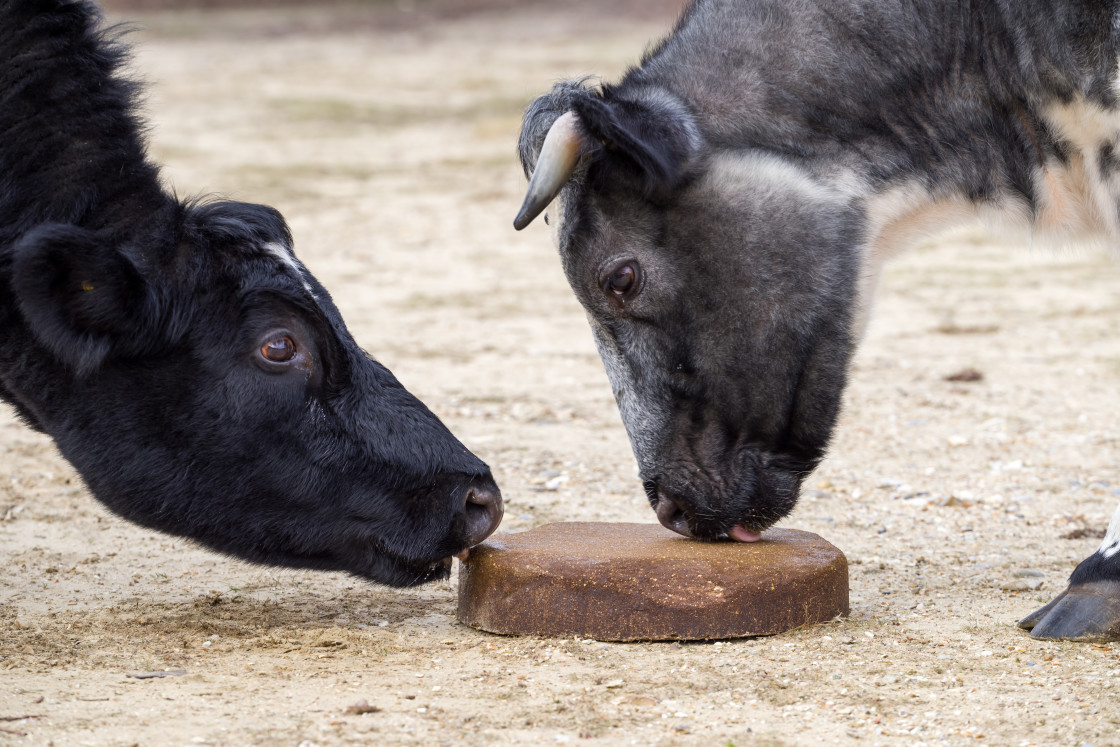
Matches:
[[602, 262, 639, 302]]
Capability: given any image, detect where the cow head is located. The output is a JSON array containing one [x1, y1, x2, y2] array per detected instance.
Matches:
[[516, 81, 862, 541], [7, 200, 502, 586]]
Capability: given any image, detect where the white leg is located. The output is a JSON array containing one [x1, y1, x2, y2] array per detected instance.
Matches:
[[1097, 501, 1120, 559]]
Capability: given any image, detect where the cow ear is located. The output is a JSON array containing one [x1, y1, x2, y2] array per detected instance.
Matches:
[[11, 224, 153, 375], [570, 91, 701, 195]]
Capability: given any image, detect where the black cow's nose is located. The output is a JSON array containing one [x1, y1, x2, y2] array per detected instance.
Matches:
[[462, 481, 504, 546], [655, 492, 693, 537]]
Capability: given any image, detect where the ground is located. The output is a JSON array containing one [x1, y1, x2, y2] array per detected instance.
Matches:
[[2, 2, 1120, 745]]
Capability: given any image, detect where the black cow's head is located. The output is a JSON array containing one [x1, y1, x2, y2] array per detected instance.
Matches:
[[7, 200, 502, 586], [515, 81, 862, 541]]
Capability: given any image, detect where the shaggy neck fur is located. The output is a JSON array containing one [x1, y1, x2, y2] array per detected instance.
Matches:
[[0, 0, 169, 249]]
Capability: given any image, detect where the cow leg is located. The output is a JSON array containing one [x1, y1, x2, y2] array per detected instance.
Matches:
[[1018, 502, 1120, 641]]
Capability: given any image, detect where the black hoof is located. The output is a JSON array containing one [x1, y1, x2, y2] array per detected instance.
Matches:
[[1018, 581, 1120, 642]]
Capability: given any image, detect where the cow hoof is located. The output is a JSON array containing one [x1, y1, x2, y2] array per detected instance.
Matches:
[[1017, 581, 1120, 642]]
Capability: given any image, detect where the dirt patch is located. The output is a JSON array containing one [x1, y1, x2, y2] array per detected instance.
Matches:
[[2, 2, 1120, 745]]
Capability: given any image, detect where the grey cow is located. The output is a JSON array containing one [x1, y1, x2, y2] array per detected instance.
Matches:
[[514, 0, 1120, 641]]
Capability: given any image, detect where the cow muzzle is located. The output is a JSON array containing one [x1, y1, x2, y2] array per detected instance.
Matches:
[[649, 479, 769, 543]]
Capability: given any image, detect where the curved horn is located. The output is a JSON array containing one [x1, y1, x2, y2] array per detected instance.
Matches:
[[513, 111, 586, 231]]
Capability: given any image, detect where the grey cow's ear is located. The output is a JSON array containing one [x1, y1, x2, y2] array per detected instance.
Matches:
[[12, 224, 157, 376], [515, 83, 701, 229], [569, 88, 701, 196]]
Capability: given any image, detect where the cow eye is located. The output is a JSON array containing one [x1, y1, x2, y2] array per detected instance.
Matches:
[[602, 262, 639, 301], [260, 336, 296, 363]]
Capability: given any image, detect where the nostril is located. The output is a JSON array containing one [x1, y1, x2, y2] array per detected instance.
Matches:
[[466, 485, 502, 513], [654, 492, 693, 537], [463, 484, 504, 546]]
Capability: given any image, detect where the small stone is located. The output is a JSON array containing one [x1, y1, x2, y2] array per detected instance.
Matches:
[[619, 695, 658, 707], [343, 700, 381, 715], [944, 367, 983, 383]]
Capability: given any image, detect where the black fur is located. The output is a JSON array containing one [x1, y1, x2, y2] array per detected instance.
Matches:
[[0, 0, 502, 587]]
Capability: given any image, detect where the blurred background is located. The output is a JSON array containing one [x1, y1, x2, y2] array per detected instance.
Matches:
[[3, 2, 1119, 744]]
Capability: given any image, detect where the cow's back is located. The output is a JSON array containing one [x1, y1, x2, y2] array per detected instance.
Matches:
[[629, 0, 1120, 239]]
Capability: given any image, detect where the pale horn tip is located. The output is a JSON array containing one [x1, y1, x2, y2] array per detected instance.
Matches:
[[511, 111, 585, 232], [512, 200, 541, 231]]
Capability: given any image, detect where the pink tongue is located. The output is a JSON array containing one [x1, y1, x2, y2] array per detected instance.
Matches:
[[455, 549, 471, 562], [728, 525, 762, 543]]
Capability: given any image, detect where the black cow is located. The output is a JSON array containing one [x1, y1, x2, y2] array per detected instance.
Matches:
[[0, 0, 502, 587], [514, 0, 1120, 640]]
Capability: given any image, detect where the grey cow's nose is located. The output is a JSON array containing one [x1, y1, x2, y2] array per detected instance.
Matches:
[[655, 492, 693, 538], [462, 481, 504, 546]]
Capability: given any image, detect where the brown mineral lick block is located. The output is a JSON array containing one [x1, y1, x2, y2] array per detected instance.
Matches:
[[457, 522, 848, 641]]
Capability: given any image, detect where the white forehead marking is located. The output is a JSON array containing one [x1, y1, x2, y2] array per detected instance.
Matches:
[[264, 241, 316, 298]]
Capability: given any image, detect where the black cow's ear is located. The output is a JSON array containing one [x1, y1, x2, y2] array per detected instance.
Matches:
[[11, 224, 153, 375], [570, 91, 701, 195]]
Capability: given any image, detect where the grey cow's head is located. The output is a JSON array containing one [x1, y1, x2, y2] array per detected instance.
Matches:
[[516, 81, 864, 540]]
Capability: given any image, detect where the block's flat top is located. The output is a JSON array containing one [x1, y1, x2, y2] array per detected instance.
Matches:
[[479, 522, 834, 563]]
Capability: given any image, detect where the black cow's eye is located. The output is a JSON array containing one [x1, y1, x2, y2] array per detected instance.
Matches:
[[260, 336, 296, 363], [602, 262, 639, 301]]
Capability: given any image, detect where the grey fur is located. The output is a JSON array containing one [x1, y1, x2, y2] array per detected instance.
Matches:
[[517, 0, 1120, 639]]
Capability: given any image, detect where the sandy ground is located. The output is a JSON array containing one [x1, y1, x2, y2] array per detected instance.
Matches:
[[3, 2, 1120, 745]]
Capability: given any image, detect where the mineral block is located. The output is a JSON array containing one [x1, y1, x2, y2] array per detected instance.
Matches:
[[457, 522, 848, 641]]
